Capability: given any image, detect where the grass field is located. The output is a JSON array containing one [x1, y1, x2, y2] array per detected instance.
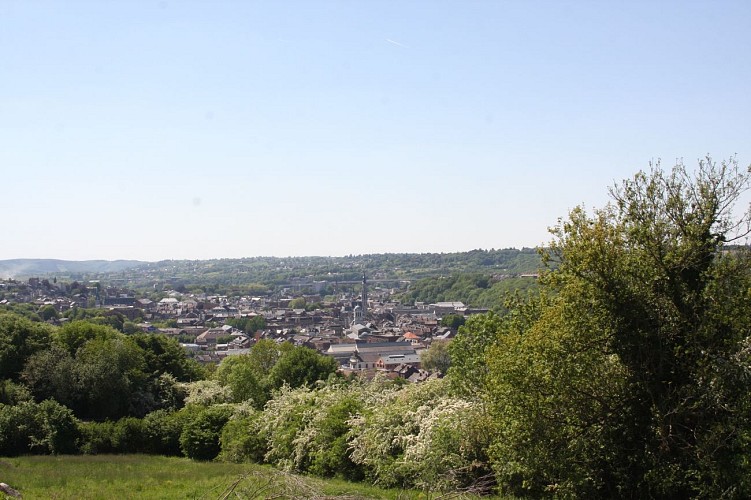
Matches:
[[0, 455, 447, 499]]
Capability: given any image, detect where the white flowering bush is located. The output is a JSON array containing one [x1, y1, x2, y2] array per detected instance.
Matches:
[[347, 377, 491, 492], [215, 376, 491, 491], [291, 382, 366, 480], [182, 379, 232, 406], [258, 385, 319, 471]]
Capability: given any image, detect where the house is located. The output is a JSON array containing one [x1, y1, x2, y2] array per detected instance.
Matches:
[[402, 331, 422, 345], [196, 327, 230, 346], [376, 353, 422, 370]]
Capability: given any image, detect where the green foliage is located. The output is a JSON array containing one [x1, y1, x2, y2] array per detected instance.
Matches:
[[143, 409, 191, 456], [220, 381, 374, 482], [32, 400, 80, 455], [21, 344, 77, 408], [213, 341, 334, 408], [306, 391, 366, 481], [447, 312, 503, 398], [0, 400, 79, 456], [109, 417, 149, 454], [220, 405, 268, 463], [0, 312, 53, 380], [184, 379, 233, 406], [420, 339, 451, 374], [0, 379, 33, 405], [226, 315, 266, 334], [288, 297, 307, 309], [401, 273, 539, 311], [78, 410, 186, 456], [485, 298, 629, 497], [179, 404, 233, 460], [268, 346, 339, 391], [258, 386, 317, 469], [270, 384, 367, 480], [54, 320, 119, 355], [348, 378, 491, 492], [214, 341, 277, 406], [78, 420, 118, 454], [0, 302, 44, 322], [440, 313, 466, 329], [482, 158, 751, 497], [222, 358, 267, 406], [38, 304, 59, 321], [129, 333, 205, 381], [70, 336, 148, 420], [22, 324, 191, 421]]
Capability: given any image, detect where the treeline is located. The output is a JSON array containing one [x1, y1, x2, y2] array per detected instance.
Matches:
[[58, 248, 542, 296], [0, 316, 203, 421], [0, 317, 344, 463], [399, 273, 539, 311]]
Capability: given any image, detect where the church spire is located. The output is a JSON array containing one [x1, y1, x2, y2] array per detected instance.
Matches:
[[361, 273, 368, 317]]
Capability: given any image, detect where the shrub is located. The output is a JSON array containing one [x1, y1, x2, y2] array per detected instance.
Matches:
[[0, 400, 80, 456], [143, 409, 189, 456], [219, 404, 267, 463], [180, 405, 233, 460], [348, 378, 490, 491], [78, 421, 117, 454], [0, 379, 33, 405], [110, 417, 148, 454], [34, 399, 80, 455]]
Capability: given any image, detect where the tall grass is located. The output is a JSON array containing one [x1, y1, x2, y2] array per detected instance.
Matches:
[[0, 455, 466, 499]]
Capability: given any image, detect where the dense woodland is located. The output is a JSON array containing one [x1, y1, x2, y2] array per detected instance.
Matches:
[[2, 158, 751, 498]]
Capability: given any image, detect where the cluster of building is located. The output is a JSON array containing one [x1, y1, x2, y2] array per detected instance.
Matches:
[[1, 275, 488, 381]]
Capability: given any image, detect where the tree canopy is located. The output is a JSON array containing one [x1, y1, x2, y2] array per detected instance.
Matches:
[[451, 157, 751, 497]]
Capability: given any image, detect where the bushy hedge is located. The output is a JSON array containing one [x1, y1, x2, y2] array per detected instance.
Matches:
[[0, 400, 79, 456], [218, 378, 491, 491], [179, 405, 233, 460]]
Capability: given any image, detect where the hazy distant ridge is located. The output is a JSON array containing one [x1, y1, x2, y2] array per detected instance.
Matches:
[[0, 259, 145, 278]]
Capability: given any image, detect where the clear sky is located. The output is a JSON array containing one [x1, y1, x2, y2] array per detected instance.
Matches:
[[1, 0, 749, 261]]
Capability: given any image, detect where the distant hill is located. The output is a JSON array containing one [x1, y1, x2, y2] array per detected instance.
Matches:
[[0, 259, 145, 279]]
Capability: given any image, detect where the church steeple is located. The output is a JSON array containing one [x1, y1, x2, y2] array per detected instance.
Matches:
[[361, 273, 368, 317]]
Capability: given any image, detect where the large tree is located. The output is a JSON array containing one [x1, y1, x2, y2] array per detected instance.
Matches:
[[475, 157, 751, 497], [0, 313, 53, 381]]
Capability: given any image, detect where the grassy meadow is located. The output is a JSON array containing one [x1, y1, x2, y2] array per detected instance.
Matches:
[[0, 455, 463, 499]]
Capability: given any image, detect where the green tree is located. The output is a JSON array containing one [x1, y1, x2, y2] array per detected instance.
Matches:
[[216, 356, 267, 407], [440, 313, 465, 329], [54, 321, 118, 355], [421, 339, 451, 374], [72, 336, 148, 420], [226, 315, 266, 334], [268, 346, 338, 391], [38, 305, 59, 322], [220, 408, 268, 463], [130, 333, 205, 382], [447, 312, 504, 398], [214, 339, 293, 407], [484, 157, 751, 497], [0, 400, 79, 456], [180, 405, 233, 460], [21, 344, 78, 409], [0, 312, 53, 381], [288, 297, 307, 309]]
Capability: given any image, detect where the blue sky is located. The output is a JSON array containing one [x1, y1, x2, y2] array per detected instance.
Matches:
[[1, 1, 749, 261]]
